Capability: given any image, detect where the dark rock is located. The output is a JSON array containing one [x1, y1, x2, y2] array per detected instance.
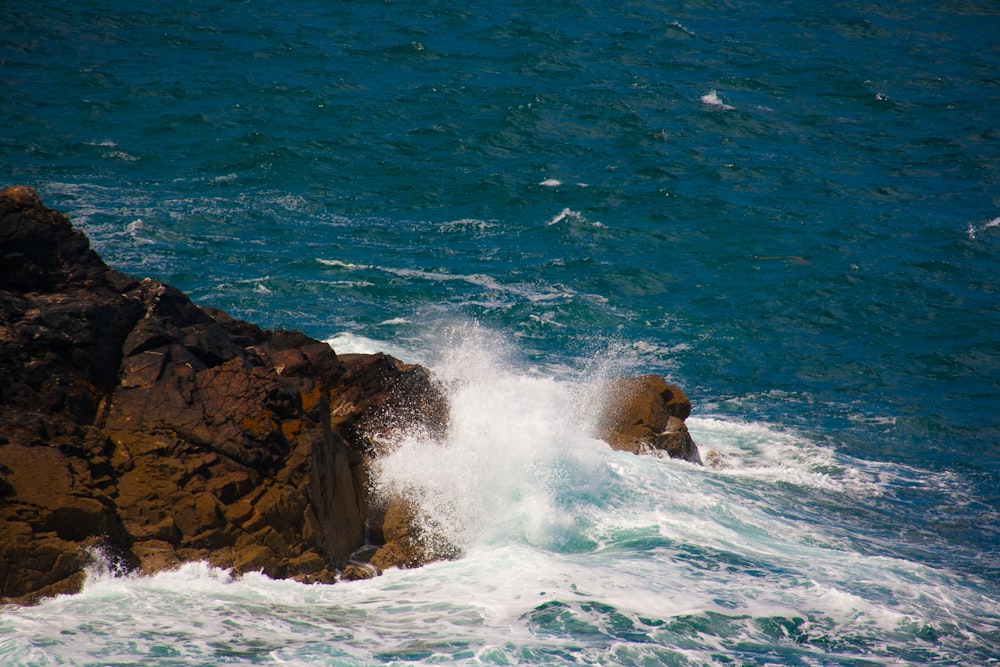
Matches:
[[0, 186, 447, 604]]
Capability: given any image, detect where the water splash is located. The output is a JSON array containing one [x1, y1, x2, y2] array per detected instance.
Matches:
[[6, 330, 998, 664], [371, 324, 620, 556]]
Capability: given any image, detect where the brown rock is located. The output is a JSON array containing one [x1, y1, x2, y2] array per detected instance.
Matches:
[[340, 561, 381, 581], [131, 539, 181, 573], [597, 374, 702, 464], [0, 187, 447, 603], [369, 495, 428, 570]]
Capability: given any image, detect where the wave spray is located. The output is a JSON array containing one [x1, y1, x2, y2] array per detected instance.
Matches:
[[371, 324, 619, 558]]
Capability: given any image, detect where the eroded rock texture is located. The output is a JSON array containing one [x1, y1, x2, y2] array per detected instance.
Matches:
[[0, 187, 445, 603]]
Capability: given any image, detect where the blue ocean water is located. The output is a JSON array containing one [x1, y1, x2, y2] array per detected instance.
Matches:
[[3, 0, 1000, 664]]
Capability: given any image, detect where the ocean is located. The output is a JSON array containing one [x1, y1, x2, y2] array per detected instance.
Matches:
[[2, 0, 999, 664]]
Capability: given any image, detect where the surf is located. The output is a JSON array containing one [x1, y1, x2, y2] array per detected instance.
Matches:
[[3, 325, 997, 665]]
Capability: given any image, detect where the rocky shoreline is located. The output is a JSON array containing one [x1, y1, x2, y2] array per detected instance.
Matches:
[[0, 186, 700, 604]]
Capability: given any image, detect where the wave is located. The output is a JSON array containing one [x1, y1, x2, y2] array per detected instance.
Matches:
[[546, 207, 606, 228], [4, 324, 998, 665], [700, 90, 735, 110], [966, 215, 1000, 240], [436, 218, 496, 233], [316, 257, 591, 306], [326, 331, 417, 361]]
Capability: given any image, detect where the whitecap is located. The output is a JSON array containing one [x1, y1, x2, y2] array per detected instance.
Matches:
[[965, 218, 1000, 241], [546, 207, 605, 228], [371, 264, 583, 304], [528, 312, 565, 327], [668, 20, 696, 37], [124, 218, 154, 245], [316, 258, 373, 270], [688, 417, 885, 495], [967, 216, 1000, 240], [273, 194, 308, 211], [539, 179, 591, 189], [700, 90, 735, 110], [105, 150, 139, 162]]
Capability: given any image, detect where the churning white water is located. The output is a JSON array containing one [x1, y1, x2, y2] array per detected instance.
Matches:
[[2, 326, 997, 665], [371, 324, 619, 558]]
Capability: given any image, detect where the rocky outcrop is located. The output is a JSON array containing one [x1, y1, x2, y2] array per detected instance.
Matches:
[[0, 186, 446, 603], [0, 186, 700, 604], [597, 375, 702, 464]]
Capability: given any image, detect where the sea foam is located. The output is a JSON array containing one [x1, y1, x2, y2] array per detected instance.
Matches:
[[700, 89, 735, 110], [372, 324, 614, 555], [5, 326, 994, 665]]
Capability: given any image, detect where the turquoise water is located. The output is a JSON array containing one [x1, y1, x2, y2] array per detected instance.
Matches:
[[3, 1, 1000, 664]]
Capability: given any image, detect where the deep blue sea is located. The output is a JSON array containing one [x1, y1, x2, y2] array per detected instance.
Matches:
[[3, 1, 1000, 664]]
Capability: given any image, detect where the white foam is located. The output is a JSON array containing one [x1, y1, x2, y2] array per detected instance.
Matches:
[[316, 258, 372, 270], [124, 218, 155, 245], [547, 207, 575, 225], [380, 266, 511, 293], [668, 20, 696, 37], [370, 326, 889, 576], [689, 417, 885, 495], [7, 324, 995, 664], [105, 150, 139, 161], [10, 540, 974, 667], [359, 263, 585, 305], [325, 332, 415, 361], [373, 325, 612, 555], [700, 89, 735, 110], [539, 179, 590, 188], [546, 207, 606, 228], [967, 216, 1000, 240], [437, 218, 495, 232]]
